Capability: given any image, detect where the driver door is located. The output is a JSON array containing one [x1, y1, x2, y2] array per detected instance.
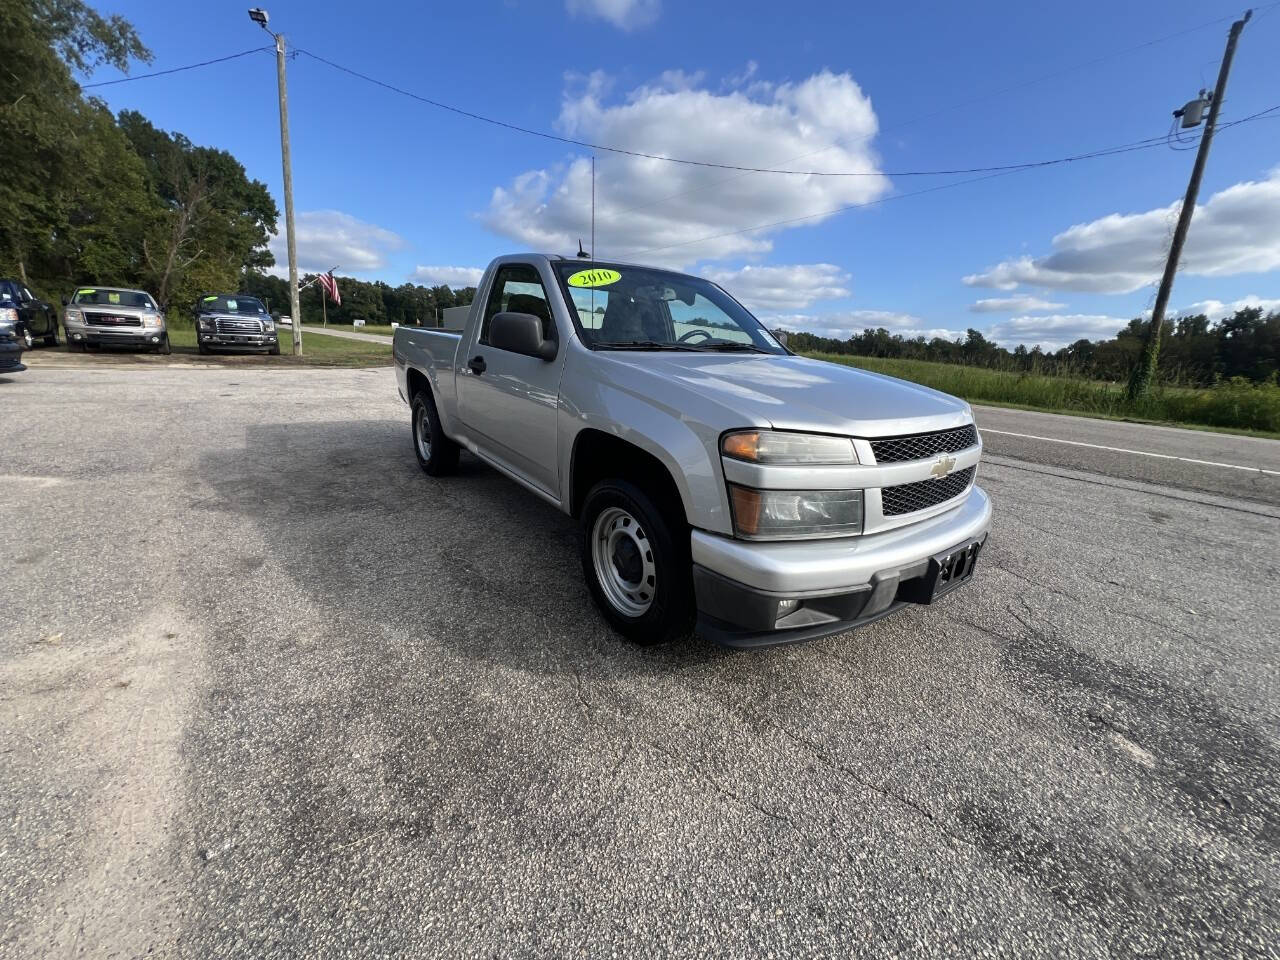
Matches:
[[456, 263, 568, 498]]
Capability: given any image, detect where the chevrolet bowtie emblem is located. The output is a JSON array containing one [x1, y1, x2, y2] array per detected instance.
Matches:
[[931, 455, 957, 478]]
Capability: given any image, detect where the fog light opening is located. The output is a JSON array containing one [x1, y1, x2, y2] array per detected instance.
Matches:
[[776, 598, 802, 622]]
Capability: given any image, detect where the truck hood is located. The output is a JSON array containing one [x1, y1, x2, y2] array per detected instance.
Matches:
[[601, 352, 972, 437]]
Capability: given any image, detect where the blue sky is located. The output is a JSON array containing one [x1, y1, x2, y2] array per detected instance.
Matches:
[[85, 0, 1280, 347]]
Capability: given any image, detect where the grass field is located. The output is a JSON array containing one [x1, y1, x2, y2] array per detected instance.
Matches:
[[299, 321, 398, 338], [806, 352, 1280, 436], [46, 326, 392, 367]]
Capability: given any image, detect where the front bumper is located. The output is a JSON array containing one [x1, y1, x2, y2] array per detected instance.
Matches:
[[0, 338, 25, 372], [692, 486, 992, 648], [68, 326, 165, 348], [199, 331, 278, 351]]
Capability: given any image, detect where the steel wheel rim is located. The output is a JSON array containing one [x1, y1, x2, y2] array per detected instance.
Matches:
[[23, 330, 33, 348], [591, 506, 656, 617], [415, 406, 432, 462]]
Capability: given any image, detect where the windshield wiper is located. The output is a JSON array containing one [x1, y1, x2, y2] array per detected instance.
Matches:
[[700, 342, 771, 353], [597, 340, 706, 352]]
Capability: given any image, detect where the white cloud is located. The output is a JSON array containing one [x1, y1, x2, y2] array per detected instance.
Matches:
[[963, 169, 1280, 294], [985, 314, 1128, 351], [701, 263, 850, 311], [410, 265, 484, 288], [268, 210, 404, 277], [566, 0, 660, 29], [1169, 295, 1280, 323], [969, 295, 1066, 314], [481, 69, 888, 268]]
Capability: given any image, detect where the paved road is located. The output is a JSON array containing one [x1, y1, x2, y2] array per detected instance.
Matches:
[[2, 366, 1277, 959]]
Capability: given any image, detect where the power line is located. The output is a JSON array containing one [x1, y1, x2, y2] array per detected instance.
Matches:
[[293, 47, 1267, 180], [626, 105, 1278, 259], [81, 47, 272, 88]]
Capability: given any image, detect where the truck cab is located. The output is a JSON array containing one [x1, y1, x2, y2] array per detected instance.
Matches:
[[393, 254, 990, 648]]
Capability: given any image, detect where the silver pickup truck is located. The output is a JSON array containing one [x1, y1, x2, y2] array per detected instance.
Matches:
[[393, 254, 990, 648]]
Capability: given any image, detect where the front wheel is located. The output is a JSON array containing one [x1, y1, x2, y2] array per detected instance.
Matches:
[[157, 334, 171, 355], [580, 479, 694, 646], [44, 330, 58, 347], [411, 390, 458, 476], [22, 329, 34, 349]]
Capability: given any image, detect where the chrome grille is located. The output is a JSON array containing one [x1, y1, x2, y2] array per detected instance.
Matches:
[[870, 424, 978, 464], [881, 466, 975, 516], [215, 317, 263, 335], [85, 312, 141, 327]]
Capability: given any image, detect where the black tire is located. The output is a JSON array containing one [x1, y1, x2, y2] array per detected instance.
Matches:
[[157, 334, 171, 355], [580, 478, 694, 646], [410, 390, 458, 476], [198, 341, 209, 355], [69, 338, 85, 352], [44, 330, 58, 347], [268, 343, 280, 355]]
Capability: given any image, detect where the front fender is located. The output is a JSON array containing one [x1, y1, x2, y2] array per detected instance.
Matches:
[[557, 348, 757, 535]]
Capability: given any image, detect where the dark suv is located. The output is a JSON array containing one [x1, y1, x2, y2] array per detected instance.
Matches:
[[194, 293, 280, 354], [0, 279, 58, 349]]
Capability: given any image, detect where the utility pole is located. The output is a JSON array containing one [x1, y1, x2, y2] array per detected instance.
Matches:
[[250, 8, 303, 357], [1127, 9, 1251, 402]]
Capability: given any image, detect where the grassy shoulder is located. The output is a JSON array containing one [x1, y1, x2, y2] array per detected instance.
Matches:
[[41, 325, 392, 367], [299, 321, 398, 338], [804, 352, 1280, 436]]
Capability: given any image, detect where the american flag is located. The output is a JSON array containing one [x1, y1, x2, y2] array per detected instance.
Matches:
[[315, 271, 341, 306]]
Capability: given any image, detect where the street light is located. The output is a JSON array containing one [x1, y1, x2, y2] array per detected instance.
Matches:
[[248, 7, 303, 357]]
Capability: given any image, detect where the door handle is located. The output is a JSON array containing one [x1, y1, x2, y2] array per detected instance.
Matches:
[[467, 355, 487, 374]]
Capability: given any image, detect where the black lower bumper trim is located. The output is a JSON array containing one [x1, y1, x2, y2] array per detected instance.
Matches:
[[698, 601, 911, 649]]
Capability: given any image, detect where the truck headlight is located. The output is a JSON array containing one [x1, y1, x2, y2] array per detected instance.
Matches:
[[263, 320, 275, 332], [722, 430, 857, 464], [141, 313, 162, 328], [728, 485, 863, 540], [64, 307, 84, 324]]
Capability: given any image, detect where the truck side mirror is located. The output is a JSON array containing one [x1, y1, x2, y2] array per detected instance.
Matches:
[[489, 311, 557, 361], [774, 329, 789, 347], [61, 296, 69, 306]]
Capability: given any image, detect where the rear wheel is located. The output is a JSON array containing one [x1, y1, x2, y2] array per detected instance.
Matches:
[[580, 479, 694, 646], [411, 390, 458, 476]]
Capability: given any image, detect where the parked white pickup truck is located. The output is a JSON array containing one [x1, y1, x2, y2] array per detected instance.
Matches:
[[393, 254, 990, 648]]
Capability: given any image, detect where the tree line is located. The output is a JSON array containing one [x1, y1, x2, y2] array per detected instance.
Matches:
[[0, 1, 476, 325], [238, 272, 476, 327], [783, 308, 1280, 388]]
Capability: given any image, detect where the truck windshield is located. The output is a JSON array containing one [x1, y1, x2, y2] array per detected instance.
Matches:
[[552, 262, 786, 353], [199, 295, 267, 315], [72, 289, 156, 309]]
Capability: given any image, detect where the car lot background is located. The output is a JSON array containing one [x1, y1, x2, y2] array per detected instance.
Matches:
[[1, 365, 1277, 958]]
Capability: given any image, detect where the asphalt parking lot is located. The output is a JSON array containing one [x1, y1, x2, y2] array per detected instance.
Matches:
[[2, 363, 1278, 958]]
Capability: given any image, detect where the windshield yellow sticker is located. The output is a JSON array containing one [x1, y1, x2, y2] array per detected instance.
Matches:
[[567, 268, 620, 288], [203, 295, 217, 302], [108, 292, 120, 303], [77, 288, 96, 296]]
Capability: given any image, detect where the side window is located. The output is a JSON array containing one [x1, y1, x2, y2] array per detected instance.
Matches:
[[480, 264, 554, 345], [19, 285, 35, 303]]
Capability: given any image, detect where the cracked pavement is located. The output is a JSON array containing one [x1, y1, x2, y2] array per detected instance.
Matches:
[[1, 365, 1277, 958]]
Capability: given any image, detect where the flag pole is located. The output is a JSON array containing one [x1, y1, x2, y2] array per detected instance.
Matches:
[[321, 285, 328, 327]]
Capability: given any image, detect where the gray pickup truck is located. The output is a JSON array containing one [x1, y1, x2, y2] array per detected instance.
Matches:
[[393, 254, 990, 648]]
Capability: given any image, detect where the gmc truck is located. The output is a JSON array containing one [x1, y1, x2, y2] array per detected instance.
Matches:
[[393, 254, 990, 648]]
